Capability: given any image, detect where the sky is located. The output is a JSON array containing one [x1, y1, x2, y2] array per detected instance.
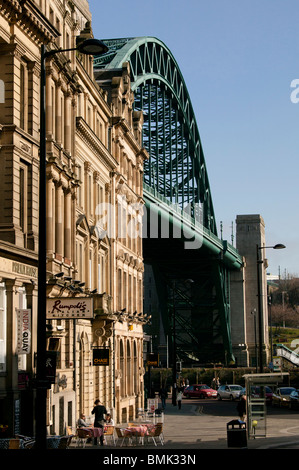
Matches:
[[88, 0, 299, 277]]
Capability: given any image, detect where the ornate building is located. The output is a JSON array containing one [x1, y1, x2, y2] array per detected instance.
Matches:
[[0, 0, 148, 436]]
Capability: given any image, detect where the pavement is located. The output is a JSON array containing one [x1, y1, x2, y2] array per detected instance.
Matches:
[[69, 398, 299, 454]]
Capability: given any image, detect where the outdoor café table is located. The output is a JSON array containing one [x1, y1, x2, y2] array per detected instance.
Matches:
[[140, 423, 155, 432], [81, 426, 103, 438], [124, 425, 149, 444]]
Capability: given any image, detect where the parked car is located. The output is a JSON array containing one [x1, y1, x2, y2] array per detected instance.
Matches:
[[272, 387, 296, 407], [288, 389, 299, 409], [216, 384, 244, 401], [183, 384, 217, 399], [251, 386, 273, 403]]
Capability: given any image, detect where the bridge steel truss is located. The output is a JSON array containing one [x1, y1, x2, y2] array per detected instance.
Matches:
[[94, 37, 243, 365]]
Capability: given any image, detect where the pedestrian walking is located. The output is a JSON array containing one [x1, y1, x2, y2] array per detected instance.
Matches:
[[91, 399, 107, 446], [159, 387, 168, 409], [177, 390, 183, 410], [236, 395, 246, 422]]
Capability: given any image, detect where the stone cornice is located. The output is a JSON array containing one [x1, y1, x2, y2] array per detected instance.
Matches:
[[112, 117, 149, 162], [112, 117, 140, 153], [0, 240, 38, 264], [76, 116, 118, 170], [77, 61, 111, 118], [2, 0, 60, 44]]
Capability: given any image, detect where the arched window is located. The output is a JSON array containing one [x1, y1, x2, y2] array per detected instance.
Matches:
[[120, 340, 124, 397], [127, 340, 131, 395], [133, 342, 138, 394]]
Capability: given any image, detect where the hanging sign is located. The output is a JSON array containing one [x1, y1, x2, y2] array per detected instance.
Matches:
[[46, 298, 93, 319], [147, 353, 159, 367], [45, 351, 58, 384], [17, 309, 31, 354], [93, 348, 110, 366]]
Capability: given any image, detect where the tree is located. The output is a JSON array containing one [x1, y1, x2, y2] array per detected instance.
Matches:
[[270, 303, 299, 328], [269, 276, 299, 327]]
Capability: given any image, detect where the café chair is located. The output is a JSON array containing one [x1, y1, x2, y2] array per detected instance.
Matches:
[[104, 425, 115, 446], [57, 435, 73, 449], [115, 427, 131, 446], [147, 423, 164, 446], [76, 428, 90, 448]]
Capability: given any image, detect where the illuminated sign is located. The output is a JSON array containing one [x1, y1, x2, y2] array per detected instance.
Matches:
[[147, 353, 159, 367], [93, 348, 110, 366]]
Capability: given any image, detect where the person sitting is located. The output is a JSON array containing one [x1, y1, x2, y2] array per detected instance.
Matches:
[[77, 413, 89, 428], [106, 413, 114, 425]]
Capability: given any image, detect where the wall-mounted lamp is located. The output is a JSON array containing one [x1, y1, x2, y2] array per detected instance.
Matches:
[[54, 272, 64, 278]]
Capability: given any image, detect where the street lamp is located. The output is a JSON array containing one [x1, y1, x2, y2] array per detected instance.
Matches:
[[251, 309, 258, 372], [36, 37, 108, 450], [268, 294, 273, 367], [256, 243, 285, 373], [172, 280, 177, 406]]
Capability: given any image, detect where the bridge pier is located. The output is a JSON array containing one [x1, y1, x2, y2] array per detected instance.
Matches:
[[231, 214, 270, 369]]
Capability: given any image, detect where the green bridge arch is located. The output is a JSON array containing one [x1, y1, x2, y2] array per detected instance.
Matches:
[[94, 37, 242, 365], [94, 37, 217, 233]]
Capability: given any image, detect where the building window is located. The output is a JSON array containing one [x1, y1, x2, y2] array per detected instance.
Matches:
[[19, 164, 28, 235], [98, 261, 101, 293], [120, 340, 124, 397], [68, 401, 72, 427], [77, 164, 83, 208], [0, 79, 4, 103], [48, 337, 60, 369], [117, 269, 122, 310], [20, 60, 34, 134], [19, 160, 32, 248], [0, 283, 6, 372], [76, 240, 84, 281], [20, 64, 27, 131]]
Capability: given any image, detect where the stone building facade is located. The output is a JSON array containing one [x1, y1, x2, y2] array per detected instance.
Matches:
[[0, 0, 148, 436]]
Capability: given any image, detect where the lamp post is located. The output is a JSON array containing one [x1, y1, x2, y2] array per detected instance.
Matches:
[[35, 37, 108, 450], [256, 243, 285, 373], [172, 280, 177, 406], [268, 295, 273, 367], [251, 309, 258, 372]]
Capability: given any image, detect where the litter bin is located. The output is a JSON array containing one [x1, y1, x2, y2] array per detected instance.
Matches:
[[227, 420, 247, 448]]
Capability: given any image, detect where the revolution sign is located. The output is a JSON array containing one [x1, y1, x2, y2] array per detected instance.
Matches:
[[17, 309, 31, 355]]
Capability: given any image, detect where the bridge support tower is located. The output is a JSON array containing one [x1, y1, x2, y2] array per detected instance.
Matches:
[[231, 214, 270, 369]]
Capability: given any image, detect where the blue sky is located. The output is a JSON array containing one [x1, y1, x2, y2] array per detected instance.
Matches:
[[88, 0, 299, 277]]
